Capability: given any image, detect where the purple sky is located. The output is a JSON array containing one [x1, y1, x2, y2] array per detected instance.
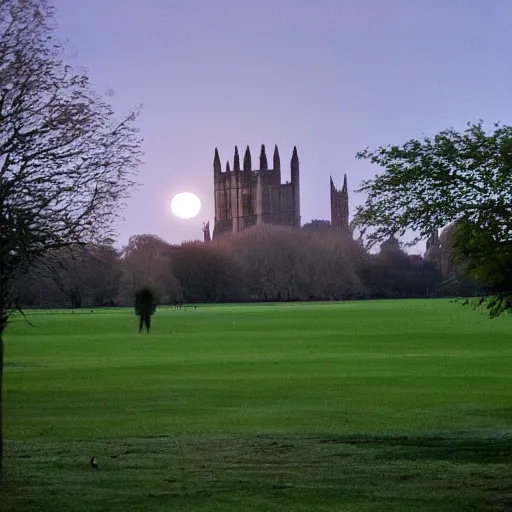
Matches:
[[52, 0, 512, 249]]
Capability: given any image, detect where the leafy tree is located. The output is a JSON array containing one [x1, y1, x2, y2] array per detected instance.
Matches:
[[453, 221, 511, 317], [355, 121, 512, 315], [0, 0, 142, 474], [424, 224, 484, 299]]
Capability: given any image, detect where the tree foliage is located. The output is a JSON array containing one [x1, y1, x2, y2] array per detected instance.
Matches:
[[355, 121, 512, 315], [453, 221, 512, 317], [424, 224, 484, 299], [302, 219, 331, 231]]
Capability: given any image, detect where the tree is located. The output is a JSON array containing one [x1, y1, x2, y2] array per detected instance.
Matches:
[[8, 261, 53, 307], [453, 221, 511, 317], [232, 225, 304, 301], [172, 241, 244, 303], [87, 245, 122, 307], [119, 235, 181, 305], [41, 243, 121, 308], [424, 224, 484, 299], [300, 229, 366, 300], [301, 219, 331, 231], [0, 0, 142, 474], [355, 121, 512, 315]]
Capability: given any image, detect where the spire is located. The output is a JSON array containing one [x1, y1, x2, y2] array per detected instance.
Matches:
[[243, 145, 252, 171], [339, 174, 350, 232], [342, 173, 348, 193], [259, 144, 268, 170], [214, 148, 221, 175], [233, 146, 240, 171], [290, 146, 300, 226], [290, 146, 299, 182], [273, 145, 280, 171], [226, 161, 231, 172]]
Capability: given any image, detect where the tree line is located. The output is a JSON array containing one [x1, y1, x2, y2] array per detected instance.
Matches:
[[10, 224, 482, 309]]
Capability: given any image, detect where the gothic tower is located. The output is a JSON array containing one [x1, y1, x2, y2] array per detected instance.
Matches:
[[291, 146, 301, 228], [330, 174, 350, 231], [213, 145, 301, 237]]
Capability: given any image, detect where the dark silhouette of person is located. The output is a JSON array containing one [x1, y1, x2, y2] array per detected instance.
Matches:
[[135, 288, 156, 334], [139, 313, 151, 334]]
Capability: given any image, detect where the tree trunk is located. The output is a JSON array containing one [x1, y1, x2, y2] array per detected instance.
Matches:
[[0, 325, 4, 479], [71, 292, 82, 309]]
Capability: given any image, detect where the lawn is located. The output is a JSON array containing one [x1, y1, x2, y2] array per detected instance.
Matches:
[[1, 300, 512, 511]]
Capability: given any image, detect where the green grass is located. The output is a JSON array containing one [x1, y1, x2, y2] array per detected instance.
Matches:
[[2, 299, 512, 510]]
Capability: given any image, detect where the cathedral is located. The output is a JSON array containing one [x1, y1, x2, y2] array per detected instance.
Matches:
[[206, 145, 350, 240], [330, 174, 350, 231]]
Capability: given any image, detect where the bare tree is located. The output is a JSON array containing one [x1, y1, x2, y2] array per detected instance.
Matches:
[[172, 240, 244, 303], [41, 243, 121, 308], [232, 225, 307, 301], [0, 0, 142, 474], [119, 235, 182, 305], [302, 229, 366, 300]]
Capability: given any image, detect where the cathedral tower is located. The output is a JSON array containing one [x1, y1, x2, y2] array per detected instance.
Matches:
[[330, 174, 350, 231], [213, 145, 301, 237], [291, 147, 301, 228]]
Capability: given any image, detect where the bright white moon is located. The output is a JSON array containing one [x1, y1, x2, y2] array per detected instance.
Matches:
[[171, 192, 201, 219]]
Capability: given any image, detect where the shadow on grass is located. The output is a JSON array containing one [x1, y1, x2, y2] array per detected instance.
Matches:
[[2, 431, 512, 512], [320, 430, 512, 463]]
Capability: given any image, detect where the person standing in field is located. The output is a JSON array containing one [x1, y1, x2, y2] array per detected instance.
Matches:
[[135, 288, 157, 334]]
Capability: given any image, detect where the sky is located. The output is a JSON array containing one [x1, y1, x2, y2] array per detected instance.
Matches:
[[52, 0, 512, 249]]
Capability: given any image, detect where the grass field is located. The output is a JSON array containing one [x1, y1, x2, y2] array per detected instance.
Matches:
[[1, 299, 512, 511]]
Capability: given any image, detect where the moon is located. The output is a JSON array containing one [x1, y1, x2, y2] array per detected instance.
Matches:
[[171, 192, 201, 219]]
